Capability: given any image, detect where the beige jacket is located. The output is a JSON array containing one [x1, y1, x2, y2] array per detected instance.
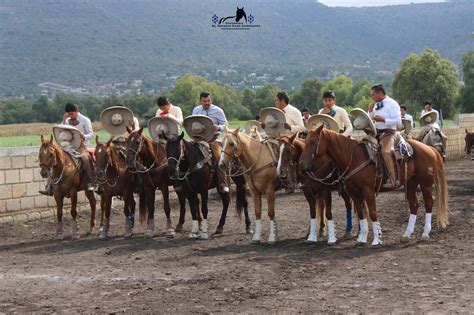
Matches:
[[318, 105, 353, 136], [282, 104, 305, 134], [155, 104, 184, 126]]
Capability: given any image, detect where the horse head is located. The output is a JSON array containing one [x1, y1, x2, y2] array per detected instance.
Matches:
[[219, 126, 242, 171], [165, 131, 185, 180], [125, 127, 144, 171], [38, 134, 58, 178], [465, 129, 474, 155], [94, 135, 114, 178], [300, 124, 326, 171], [277, 133, 297, 179], [235, 7, 247, 22]]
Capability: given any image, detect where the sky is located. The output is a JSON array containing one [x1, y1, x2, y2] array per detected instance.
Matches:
[[318, 0, 446, 7]]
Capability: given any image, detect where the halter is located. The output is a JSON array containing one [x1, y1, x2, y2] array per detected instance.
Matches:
[[126, 134, 157, 173], [277, 141, 297, 186], [221, 133, 265, 178], [167, 140, 191, 181], [39, 143, 69, 185], [95, 146, 126, 187]]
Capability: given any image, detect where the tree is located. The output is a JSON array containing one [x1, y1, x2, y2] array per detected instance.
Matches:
[[254, 84, 279, 115], [392, 49, 460, 118], [349, 80, 373, 109], [323, 75, 353, 108], [459, 49, 474, 113], [291, 77, 324, 113]]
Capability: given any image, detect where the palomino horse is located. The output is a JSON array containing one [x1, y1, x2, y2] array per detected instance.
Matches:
[[165, 132, 245, 239], [94, 136, 145, 239], [38, 135, 96, 239], [300, 125, 448, 247], [220, 127, 280, 244], [277, 134, 353, 244], [125, 127, 187, 238]]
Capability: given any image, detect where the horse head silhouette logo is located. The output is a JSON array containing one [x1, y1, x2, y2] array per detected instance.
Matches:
[[219, 7, 247, 24]]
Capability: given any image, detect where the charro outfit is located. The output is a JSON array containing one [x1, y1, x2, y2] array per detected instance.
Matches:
[[318, 105, 353, 136], [281, 104, 305, 135], [418, 108, 447, 157], [156, 104, 184, 126]]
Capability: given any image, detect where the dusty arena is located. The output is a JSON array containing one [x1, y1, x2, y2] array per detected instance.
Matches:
[[0, 159, 472, 313]]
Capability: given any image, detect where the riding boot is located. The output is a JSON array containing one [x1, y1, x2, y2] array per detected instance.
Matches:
[[382, 151, 400, 189], [81, 154, 96, 191], [209, 140, 229, 193], [39, 179, 53, 196]]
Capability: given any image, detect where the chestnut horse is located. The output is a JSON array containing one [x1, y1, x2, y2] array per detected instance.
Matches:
[[94, 136, 145, 239], [300, 125, 448, 248], [220, 127, 280, 244], [38, 135, 96, 239], [125, 127, 187, 238], [277, 134, 353, 244]]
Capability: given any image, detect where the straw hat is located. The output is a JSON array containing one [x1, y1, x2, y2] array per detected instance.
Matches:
[[148, 116, 181, 141], [306, 114, 340, 132], [419, 111, 437, 127], [100, 106, 135, 136], [350, 108, 377, 136], [398, 118, 413, 134], [183, 115, 215, 142], [244, 120, 263, 134], [53, 125, 82, 150], [260, 107, 286, 138]]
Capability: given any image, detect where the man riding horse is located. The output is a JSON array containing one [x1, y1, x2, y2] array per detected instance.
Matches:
[[318, 90, 353, 137], [416, 102, 447, 159]]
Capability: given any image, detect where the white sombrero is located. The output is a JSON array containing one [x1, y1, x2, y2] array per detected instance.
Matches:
[[183, 115, 215, 142], [419, 111, 437, 127], [306, 114, 340, 132], [244, 120, 263, 134], [148, 116, 181, 141], [100, 106, 135, 136], [53, 125, 82, 150], [398, 118, 413, 134], [260, 107, 286, 138], [350, 108, 377, 136]]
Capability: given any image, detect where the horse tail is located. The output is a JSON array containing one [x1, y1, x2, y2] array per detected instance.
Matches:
[[433, 151, 449, 228], [232, 175, 247, 218], [138, 190, 148, 226]]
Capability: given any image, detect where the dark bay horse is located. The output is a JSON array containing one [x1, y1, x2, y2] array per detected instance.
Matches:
[[94, 136, 145, 239], [38, 135, 96, 239], [465, 129, 474, 159], [125, 127, 187, 238], [277, 134, 353, 244], [165, 132, 248, 239], [300, 125, 448, 248]]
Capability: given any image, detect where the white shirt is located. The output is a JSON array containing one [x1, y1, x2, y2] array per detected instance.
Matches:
[[62, 113, 93, 147], [401, 113, 414, 127], [318, 105, 353, 137], [368, 96, 401, 130], [421, 108, 440, 125], [156, 104, 184, 125], [282, 104, 305, 134]]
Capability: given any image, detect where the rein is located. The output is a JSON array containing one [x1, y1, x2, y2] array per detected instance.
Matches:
[[167, 140, 212, 182], [40, 144, 75, 185], [126, 136, 165, 174]]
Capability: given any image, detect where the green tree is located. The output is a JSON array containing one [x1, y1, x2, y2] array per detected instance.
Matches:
[[291, 77, 324, 113], [459, 49, 474, 113], [392, 49, 460, 118], [240, 88, 257, 116], [323, 75, 354, 108], [254, 84, 279, 114], [350, 80, 373, 109]]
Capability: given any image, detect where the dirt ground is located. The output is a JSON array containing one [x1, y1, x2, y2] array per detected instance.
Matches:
[[0, 159, 472, 313]]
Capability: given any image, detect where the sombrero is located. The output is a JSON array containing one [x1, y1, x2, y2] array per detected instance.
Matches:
[[350, 108, 377, 136], [148, 116, 181, 141], [260, 107, 286, 138], [419, 111, 437, 127], [398, 118, 413, 134], [53, 125, 82, 150], [100, 106, 135, 136], [183, 115, 215, 142], [244, 120, 263, 134], [306, 114, 340, 132]]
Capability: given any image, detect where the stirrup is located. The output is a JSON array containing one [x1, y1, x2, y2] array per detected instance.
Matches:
[[39, 189, 53, 196]]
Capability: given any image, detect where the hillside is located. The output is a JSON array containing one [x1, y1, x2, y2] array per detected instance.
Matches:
[[0, 0, 472, 95]]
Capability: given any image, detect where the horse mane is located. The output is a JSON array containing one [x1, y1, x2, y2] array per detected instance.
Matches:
[[321, 128, 358, 155], [44, 139, 66, 162]]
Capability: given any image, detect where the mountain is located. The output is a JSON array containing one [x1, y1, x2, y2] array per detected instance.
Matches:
[[0, 0, 472, 95]]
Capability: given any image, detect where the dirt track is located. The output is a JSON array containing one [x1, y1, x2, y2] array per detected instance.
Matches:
[[0, 159, 473, 313]]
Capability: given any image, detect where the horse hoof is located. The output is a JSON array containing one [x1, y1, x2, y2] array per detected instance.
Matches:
[[400, 236, 411, 243], [144, 231, 154, 238], [214, 227, 223, 235], [251, 239, 261, 244], [246, 228, 253, 235], [124, 234, 133, 239], [343, 232, 353, 239], [421, 234, 430, 241], [327, 241, 337, 246], [267, 240, 276, 245], [356, 242, 366, 247], [318, 231, 326, 238], [166, 230, 176, 238], [199, 232, 209, 240], [97, 234, 108, 241], [188, 233, 199, 239], [371, 243, 382, 249], [72, 234, 81, 240], [174, 225, 184, 233]]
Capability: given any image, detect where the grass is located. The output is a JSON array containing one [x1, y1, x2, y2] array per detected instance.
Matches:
[[0, 120, 248, 148]]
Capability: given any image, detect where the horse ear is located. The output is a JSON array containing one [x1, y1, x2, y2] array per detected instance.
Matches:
[[232, 126, 240, 135], [289, 133, 297, 143], [49, 134, 53, 143], [95, 135, 100, 145], [466, 129, 469, 134], [178, 131, 184, 140], [138, 127, 144, 135], [126, 126, 132, 134], [224, 125, 229, 133], [106, 137, 113, 147], [40, 134, 44, 143], [316, 124, 324, 134], [242, 6, 244, 9], [161, 131, 168, 141]]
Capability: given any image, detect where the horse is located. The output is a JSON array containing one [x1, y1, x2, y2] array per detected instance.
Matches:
[[94, 136, 146, 239], [220, 127, 281, 244], [165, 131, 249, 239], [277, 134, 354, 244], [300, 125, 448, 248], [38, 135, 97, 239], [219, 7, 247, 24], [465, 129, 474, 159], [125, 127, 187, 238]]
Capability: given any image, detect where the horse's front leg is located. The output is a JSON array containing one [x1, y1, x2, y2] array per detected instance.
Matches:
[[342, 189, 353, 238], [215, 190, 230, 236], [70, 190, 80, 239], [302, 184, 318, 243], [175, 190, 186, 233], [123, 189, 135, 239], [317, 196, 326, 238], [363, 188, 382, 248], [324, 190, 337, 245], [54, 192, 65, 239], [251, 190, 262, 243], [85, 190, 96, 235], [353, 197, 368, 246], [199, 190, 210, 240], [187, 192, 200, 239], [266, 187, 277, 244], [144, 186, 156, 238], [160, 184, 175, 238]]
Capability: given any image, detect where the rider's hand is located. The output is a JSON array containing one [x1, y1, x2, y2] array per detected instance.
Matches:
[[63, 112, 69, 121], [211, 125, 220, 132], [373, 115, 385, 122], [321, 107, 330, 114], [368, 103, 375, 112]]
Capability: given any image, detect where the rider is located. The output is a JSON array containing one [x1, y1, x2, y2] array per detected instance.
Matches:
[[274, 91, 306, 135], [155, 95, 184, 124], [368, 84, 402, 189], [418, 101, 447, 157], [39, 103, 96, 195], [318, 90, 353, 137], [192, 91, 229, 193]]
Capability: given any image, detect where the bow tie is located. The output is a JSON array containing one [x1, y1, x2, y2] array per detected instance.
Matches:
[[375, 101, 384, 110], [327, 109, 336, 117]]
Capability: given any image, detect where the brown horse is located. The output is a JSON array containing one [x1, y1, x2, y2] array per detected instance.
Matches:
[[465, 129, 474, 159], [277, 134, 354, 244], [300, 125, 448, 247], [94, 136, 145, 239], [220, 127, 280, 244], [38, 135, 97, 239], [125, 127, 187, 238]]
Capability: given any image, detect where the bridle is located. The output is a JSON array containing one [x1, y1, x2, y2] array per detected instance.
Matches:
[[39, 143, 66, 185], [166, 140, 191, 181], [126, 134, 156, 173], [221, 133, 264, 178], [96, 146, 125, 187]]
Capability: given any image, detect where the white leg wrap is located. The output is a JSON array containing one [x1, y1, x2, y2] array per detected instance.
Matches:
[[144, 218, 155, 237], [422, 213, 432, 240], [199, 219, 209, 240], [403, 214, 417, 238], [188, 220, 200, 239], [306, 219, 318, 243], [268, 220, 277, 244], [371, 221, 382, 246], [356, 219, 368, 244], [252, 220, 262, 243], [327, 220, 337, 245]]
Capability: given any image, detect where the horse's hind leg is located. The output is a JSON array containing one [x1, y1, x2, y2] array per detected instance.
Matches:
[[98, 195, 112, 240], [175, 190, 186, 233], [324, 191, 337, 246], [70, 190, 80, 239], [54, 194, 65, 239], [251, 192, 263, 243], [215, 191, 230, 235], [85, 190, 96, 235], [199, 191, 212, 240], [341, 190, 353, 238], [161, 185, 175, 238], [188, 192, 200, 239], [123, 193, 134, 239], [420, 183, 434, 241], [401, 178, 419, 243], [363, 189, 382, 248], [144, 187, 156, 238], [266, 188, 277, 244], [353, 197, 368, 246]]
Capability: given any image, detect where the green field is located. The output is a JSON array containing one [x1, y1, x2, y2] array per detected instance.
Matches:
[[0, 120, 248, 148]]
